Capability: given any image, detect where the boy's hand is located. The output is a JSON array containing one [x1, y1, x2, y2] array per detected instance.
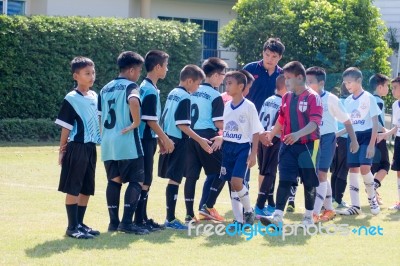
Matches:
[[210, 136, 223, 151], [283, 132, 300, 145], [377, 133, 388, 143], [260, 131, 273, 146], [199, 138, 213, 154], [158, 140, 167, 155], [349, 140, 359, 154], [366, 144, 375, 159], [163, 138, 175, 154], [58, 150, 65, 165], [247, 153, 257, 168], [121, 124, 135, 134]]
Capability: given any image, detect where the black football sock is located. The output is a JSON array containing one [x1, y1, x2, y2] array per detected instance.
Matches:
[[275, 181, 292, 211], [134, 190, 148, 224], [184, 178, 197, 217], [199, 174, 214, 209], [77, 205, 87, 225], [106, 180, 122, 226], [121, 182, 142, 224], [143, 188, 149, 221], [304, 185, 316, 211], [66, 203, 78, 230], [374, 178, 381, 189], [256, 174, 273, 210], [335, 178, 347, 204], [268, 180, 276, 207], [205, 176, 225, 209], [166, 184, 179, 222]]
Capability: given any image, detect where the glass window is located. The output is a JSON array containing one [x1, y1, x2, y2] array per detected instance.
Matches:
[[0, 1, 25, 15]]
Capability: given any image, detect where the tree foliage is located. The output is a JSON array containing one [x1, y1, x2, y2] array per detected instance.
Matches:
[[221, 0, 392, 90]]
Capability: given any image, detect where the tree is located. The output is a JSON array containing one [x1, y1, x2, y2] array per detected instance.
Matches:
[[221, 0, 392, 90]]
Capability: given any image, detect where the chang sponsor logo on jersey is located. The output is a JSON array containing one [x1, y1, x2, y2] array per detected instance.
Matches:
[[351, 110, 365, 125], [223, 121, 242, 140]]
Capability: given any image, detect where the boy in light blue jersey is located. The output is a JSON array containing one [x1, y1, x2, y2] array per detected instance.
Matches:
[[99, 51, 149, 235], [134, 50, 175, 231], [56, 56, 101, 239], [185, 57, 227, 223], [369, 74, 390, 205], [337, 67, 381, 216], [306, 67, 358, 222], [158, 65, 213, 230]]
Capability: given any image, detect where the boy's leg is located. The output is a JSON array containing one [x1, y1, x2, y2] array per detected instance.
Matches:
[[198, 174, 215, 209], [106, 179, 122, 231], [65, 194, 79, 231], [333, 137, 349, 206], [184, 177, 197, 219]]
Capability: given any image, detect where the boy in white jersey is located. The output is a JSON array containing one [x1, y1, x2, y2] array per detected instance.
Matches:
[[305, 67, 358, 222], [337, 67, 381, 216], [212, 71, 264, 225], [369, 74, 390, 205], [255, 74, 286, 218], [377, 77, 400, 210]]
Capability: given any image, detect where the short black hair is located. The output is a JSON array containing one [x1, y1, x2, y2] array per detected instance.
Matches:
[[369, 73, 390, 90], [306, 66, 326, 83], [238, 69, 254, 84], [71, 56, 94, 73], [392, 76, 400, 85], [180, 64, 205, 82], [263, 38, 285, 55], [117, 51, 144, 72], [225, 71, 247, 90], [201, 57, 228, 77], [283, 61, 306, 80], [342, 67, 363, 80], [276, 74, 286, 90], [144, 50, 169, 72]]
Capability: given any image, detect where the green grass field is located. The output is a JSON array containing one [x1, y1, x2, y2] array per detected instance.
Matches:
[[0, 145, 399, 265]]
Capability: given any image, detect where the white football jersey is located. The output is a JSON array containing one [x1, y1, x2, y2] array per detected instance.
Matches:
[[320, 91, 349, 135], [392, 100, 400, 137], [259, 94, 282, 137], [344, 91, 381, 132], [223, 99, 264, 143]]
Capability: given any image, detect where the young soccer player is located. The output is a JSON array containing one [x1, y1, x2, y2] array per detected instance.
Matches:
[[134, 50, 175, 231], [337, 67, 381, 216], [306, 67, 358, 222], [56, 56, 101, 239], [159, 65, 212, 230], [244, 37, 285, 113], [260, 61, 323, 226], [377, 77, 400, 210], [370, 74, 390, 205], [330, 84, 351, 209], [211, 71, 263, 225], [184, 57, 226, 224], [255, 74, 286, 218], [99, 51, 149, 235], [199, 69, 255, 224]]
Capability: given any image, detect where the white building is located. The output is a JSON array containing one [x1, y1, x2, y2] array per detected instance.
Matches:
[[1, 0, 399, 73]]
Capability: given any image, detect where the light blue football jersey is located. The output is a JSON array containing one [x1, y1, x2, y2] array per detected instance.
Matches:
[[139, 78, 162, 139], [99, 77, 143, 161], [190, 83, 224, 131], [160, 86, 191, 139], [55, 90, 101, 144]]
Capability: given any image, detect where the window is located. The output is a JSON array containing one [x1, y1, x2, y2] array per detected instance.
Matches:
[[158, 16, 219, 61], [0, 0, 25, 15]]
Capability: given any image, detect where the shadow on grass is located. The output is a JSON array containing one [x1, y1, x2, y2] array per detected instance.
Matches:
[[25, 229, 192, 258], [382, 210, 400, 222]]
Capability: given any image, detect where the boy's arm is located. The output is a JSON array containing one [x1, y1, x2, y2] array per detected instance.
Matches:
[[146, 121, 174, 153], [58, 128, 70, 165], [343, 120, 359, 153], [214, 121, 224, 130], [121, 97, 141, 134], [247, 133, 259, 168], [378, 126, 398, 142], [260, 121, 282, 146], [283, 121, 317, 145], [366, 115, 378, 158], [336, 128, 347, 138], [178, 125, 212, 154]]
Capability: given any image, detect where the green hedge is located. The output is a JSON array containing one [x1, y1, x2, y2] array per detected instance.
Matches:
[[0, 15, 202, 120], [0, 119, 59, 141]]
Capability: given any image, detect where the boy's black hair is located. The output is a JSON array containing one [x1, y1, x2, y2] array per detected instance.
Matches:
[[392, 76, 400, 84], [71, 56, 94, 73], [238, 69, 255, 84], [283, 61, 306, 80], [145, 50, 169, 72], [342, 67, 363, 80], [276, 74, 286, 91], [263, 38, 285, 55], [117, 51, 144, 72], [180, 64, 205, 82], [201, 57, 228, 77], [225, 71, 247, 91], [306, 66, 326, 83], [340, 83, 350, 98], [369, 73, 390, 90]]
